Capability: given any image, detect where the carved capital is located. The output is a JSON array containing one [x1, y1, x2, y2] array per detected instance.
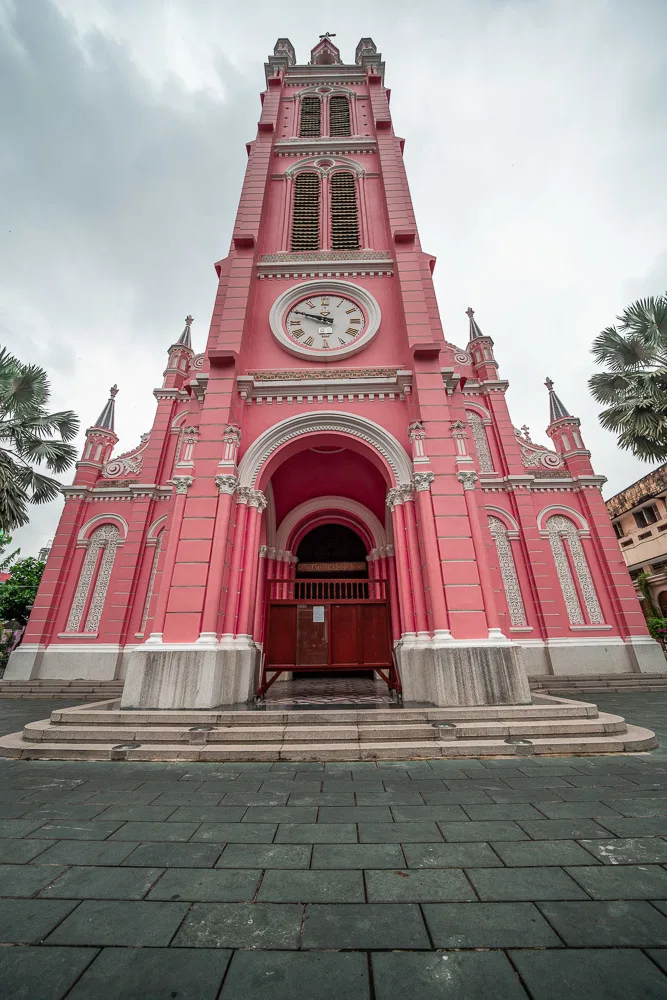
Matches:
[[407, 420, 426, 441], [385, 543, 395, 557], [223, 424, 242, 446], [259, 545, 269, 557], [236, 486, 253, 504], [249, 489, 268, 512], [450, 420, 468, 439], [386, 486, 404, 510], [172, 475, 194, 495], [399, 483, 415, 502], [457, 471, 478, 491], [215, 474, 238, 495], [412, 472, 435, 492]]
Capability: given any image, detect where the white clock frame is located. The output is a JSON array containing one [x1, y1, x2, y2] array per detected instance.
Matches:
[[269, 279, 381, 361]]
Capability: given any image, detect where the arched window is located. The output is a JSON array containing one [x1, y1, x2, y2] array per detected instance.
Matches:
[[291, 173, 320, 251], [545, 514, 604, 625], [466, 410, 494, 473], [330, 172, 360, 250], [66, 524, 121, 633], [299, 97, 321, 137], [488, 517, 527, 626], [329, 95, 351, 136]]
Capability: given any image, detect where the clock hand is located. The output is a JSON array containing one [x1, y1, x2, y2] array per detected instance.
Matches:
[[293, 310, 334, 325]]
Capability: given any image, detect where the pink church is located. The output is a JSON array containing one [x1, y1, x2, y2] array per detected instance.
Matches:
[[7, 36, 664, 708]]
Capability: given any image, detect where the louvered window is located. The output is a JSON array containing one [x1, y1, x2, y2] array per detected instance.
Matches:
[[330, 172, 360, 250], [299, 97, 321, 137], [291, 172, 320, 251], [329, 95, 351, 136]]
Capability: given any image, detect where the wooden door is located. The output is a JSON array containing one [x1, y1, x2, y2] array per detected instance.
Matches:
[[329, 604, 360, 666], [266, 605, 297, 667], [361, 604, 391, 665], [296, 604, 328, 666]]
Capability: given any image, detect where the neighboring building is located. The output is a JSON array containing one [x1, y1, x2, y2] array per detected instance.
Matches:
[[37, 542, 52, 564], [606, 464, 667, 617], [6, 36, 664, 705]]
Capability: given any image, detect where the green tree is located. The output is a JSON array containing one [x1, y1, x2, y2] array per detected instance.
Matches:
[[588, 294, 667, 461], [0, 529, 19, 571], [0, 557, 45, 626], [0, 347, 79, 531]]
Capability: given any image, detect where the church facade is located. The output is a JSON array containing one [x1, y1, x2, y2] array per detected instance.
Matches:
[[7, 37, 664, 707]]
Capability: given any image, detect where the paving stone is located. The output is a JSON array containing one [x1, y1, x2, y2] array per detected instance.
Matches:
[[491, 840, 600, 866], [389, 805, 479, 822], [647, 950, 667, 975], [371, 951, 529, 999], [0, 862, 66, 896], [109, 821, 200, 842], [0, 945, 97, 1000], [0, 898, 77, 942], [0, 838, 55, 863], [164, 805, 247, 823], [538, 900, 667, 946], [462, 803, 551, 820], [317, 807, 393, 823], [302, 902, 429, 949], [311, 844, 406, 869], [418, 788, 495, 805], [535, 801, 623, 819], [257, 869, 364, 902], [27, 821, 123, 841], [122, 842, 222, 868], [191, 822, 276, 843], [510, 947, 667, 1000], [221, 791, 289, 806], [467, 866, 589, 900], [172, 902, 303, 949], [32, 840, 139, 866], [365, 868, 476, 902], [358, 822, 443, 843], [86, 790, 164, 805], [602, 796, 667, 817], [652, 901, 667, 917], [517, 819, 615, 840], [275, 823, 357, 843], [286, 793, 356, 806], [354, 791, 426, 806], [46, 899, 188, 946], [216, 844, 311, 869], [242, 807, 318, 824], [41, 865, 165, 900], [437, 820, 527, 842], [93, 805, 178, 822], [220, 950, 369, 1000], [423, 901, 562, 947], [0, 818, 47, 837], [402, 842, 502, 868], [21, 805, 108, 821], [596, 817, 667, 837], [579, 838, 667, 865], [148, 867, 262, 901], [565, 864, 667, 899], [67, 947, 231, 1000]]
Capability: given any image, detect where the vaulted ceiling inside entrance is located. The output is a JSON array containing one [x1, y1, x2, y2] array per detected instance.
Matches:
[[271, 447, 387, 524]]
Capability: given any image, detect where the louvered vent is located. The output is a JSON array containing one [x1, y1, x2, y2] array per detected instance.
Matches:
[[299, 97, 321, 137], [329, 95, 351, 136], [291, 173, 320, 251], [330, 172, 360, 250]]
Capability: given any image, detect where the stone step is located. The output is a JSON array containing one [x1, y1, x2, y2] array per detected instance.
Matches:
[[0, 723, 657, 761]]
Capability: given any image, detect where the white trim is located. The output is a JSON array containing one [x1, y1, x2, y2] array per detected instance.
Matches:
[[483, 505, 520, 533], [147, 515, 168, 540], [237, 410, 412, 488], [77, 513, 129, 542], [284, 155, 365, 179], [275, 496, 386, 551], [463, 400, 492, 422], [268, 279, 381, 362], [536, 504, 589, 533]]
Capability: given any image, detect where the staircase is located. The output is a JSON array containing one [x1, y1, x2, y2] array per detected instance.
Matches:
[[0, 693, 656, 761], [530, 673, 667, 696], [0, 680, 125, 700]]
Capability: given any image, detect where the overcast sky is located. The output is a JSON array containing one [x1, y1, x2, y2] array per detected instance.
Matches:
[[1, 0, 666, 557]]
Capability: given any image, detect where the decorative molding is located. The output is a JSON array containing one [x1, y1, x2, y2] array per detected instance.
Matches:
[[284, 154, 365, 179], [237, 410, 413, 488], [546, 514, 604, 626], [248, 490, 268, 511], [457, 471, 479, 491], [66, 524, 120, 633], [172, 476, 194, 495], [238, 367, 411, 404], [536, 504, 589, 533], [274, 496, 386, 551], [101, 432, 150, 479], [77, 513, 129, 543], [386, 487, 404, 511], [215, 474, 239, 496], [488, 516, 527, 626], [466, 410, 494, 474], [412, 472, 435, 492]]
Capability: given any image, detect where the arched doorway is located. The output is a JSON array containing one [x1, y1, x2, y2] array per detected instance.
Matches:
[[296, 524, 368, 579]]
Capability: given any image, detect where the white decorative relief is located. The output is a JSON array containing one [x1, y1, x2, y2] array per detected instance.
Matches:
[[101, 433, 150, 479], [67, 524, 120, 633], [488, 517, 527, 626], [466, 410, 494, 473], [546, 515, 604, 625]]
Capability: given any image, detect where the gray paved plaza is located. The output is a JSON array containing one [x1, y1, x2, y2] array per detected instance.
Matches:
[[0, 692, 666, 998]]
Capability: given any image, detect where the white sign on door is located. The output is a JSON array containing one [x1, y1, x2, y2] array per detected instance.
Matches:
[[312, 606, 325, 623]]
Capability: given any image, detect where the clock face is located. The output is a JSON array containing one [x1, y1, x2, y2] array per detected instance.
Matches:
[[284, 294, 366, 353]]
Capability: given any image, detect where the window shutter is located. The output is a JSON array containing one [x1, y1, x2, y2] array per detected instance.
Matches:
[[291, 172, 320, 251], [329, 95, 351, 136], [330, 172, 360, 250], [299, 97, 321, 137]]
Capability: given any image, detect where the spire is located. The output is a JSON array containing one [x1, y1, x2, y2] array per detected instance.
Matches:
[[93, 385, 118, 431], [176, 315, 194, 349], [465, 307, 485, 341], [545, 377, 571, 421]]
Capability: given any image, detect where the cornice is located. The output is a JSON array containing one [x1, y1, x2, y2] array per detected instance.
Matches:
[[237, 367, 412, 404]]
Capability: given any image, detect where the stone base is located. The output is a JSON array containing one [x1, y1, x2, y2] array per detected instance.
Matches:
[[4, 644, 122, 681], [120, 643, 259, 709], [396, 642, 531, 707]]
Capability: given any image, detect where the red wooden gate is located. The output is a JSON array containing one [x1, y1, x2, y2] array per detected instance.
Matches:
[[258, 578, 400, 696]]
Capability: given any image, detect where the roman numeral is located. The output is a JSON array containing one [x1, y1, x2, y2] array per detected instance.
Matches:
[[349, 318, 361, 324], [320, 296, 330, 306], [304, 336, 315, 346], [345, 327, 358, 336], [291, 328, 305, 338], [345, 307, 357, 314], [305, 300, 315, 309], [338, 337, 347, 346], [336, 299, 344, 307], [321, 340, 330, 349]]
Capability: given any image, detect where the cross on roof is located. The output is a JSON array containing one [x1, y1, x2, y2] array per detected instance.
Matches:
[[319, 32, 336, 39], [110, 384, 118, 397], [545, 377, 554, 391], [465, 307, 475, 319], [185, 315, 194, 327], [520, 424, 531, 439]]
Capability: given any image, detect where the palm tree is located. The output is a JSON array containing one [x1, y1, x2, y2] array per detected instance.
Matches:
[[0, 348, 79, 531], [589, 294, 667, 461]]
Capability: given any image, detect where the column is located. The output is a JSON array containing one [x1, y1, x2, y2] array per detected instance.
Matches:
[[457, 471, 504, 639], [198, 474, 238, 642], [387, 488, 416, 638], [148, 475, 193, 641], [385, 544, 401, 641], [413, 472, 451, 640], [236, 490, 267, 639], [252, 546, 269, 643], [221, 488, 250, 638], [403, 488, 430, 639]]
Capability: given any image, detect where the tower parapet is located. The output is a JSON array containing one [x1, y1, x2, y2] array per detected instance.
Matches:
[[74, 385, 119, 486], [544, 377, 594, 475]]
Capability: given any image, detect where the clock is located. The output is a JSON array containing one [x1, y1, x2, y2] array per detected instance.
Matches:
[[269, 279, 381, 360]]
